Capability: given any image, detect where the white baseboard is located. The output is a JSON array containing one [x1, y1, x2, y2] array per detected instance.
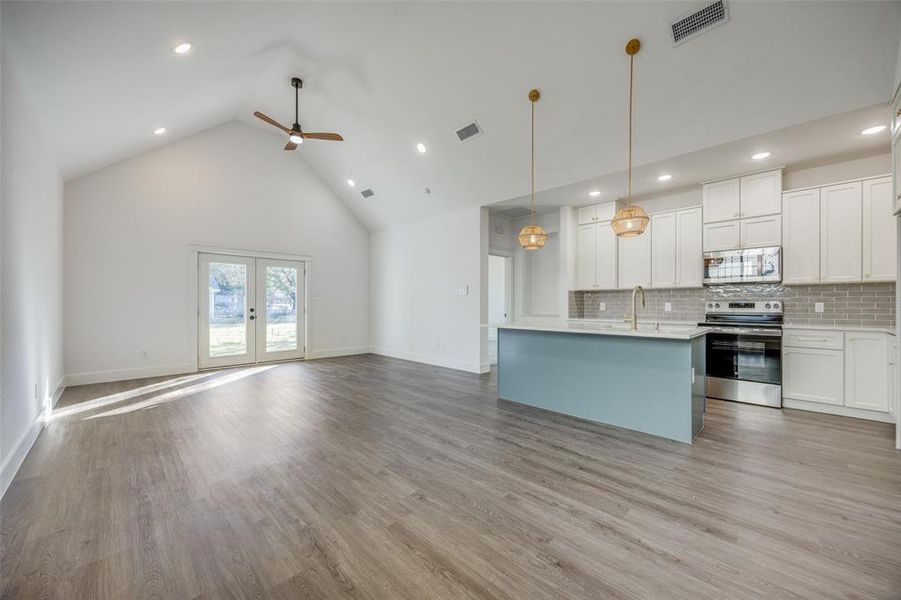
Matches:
[[307, 346, 370, 360], [0, 413, 43, 499], [369, 346, 483, 374], [783, 398, 894, 423], [65, 363, 195, 387]]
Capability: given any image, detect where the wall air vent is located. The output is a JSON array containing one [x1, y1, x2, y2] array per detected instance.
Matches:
[[671, 0, 729, 46], [455, 120, 483, 143], [360, 188, 375, 198]]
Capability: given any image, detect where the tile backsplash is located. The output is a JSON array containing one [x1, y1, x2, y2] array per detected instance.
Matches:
[[569, 282, 896, 329]]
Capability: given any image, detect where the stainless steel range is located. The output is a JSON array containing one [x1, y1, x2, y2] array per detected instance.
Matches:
[[700, 300, 783, 408]]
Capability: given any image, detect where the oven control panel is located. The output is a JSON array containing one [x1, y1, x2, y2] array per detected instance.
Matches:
[[705, 300, 782, 314]]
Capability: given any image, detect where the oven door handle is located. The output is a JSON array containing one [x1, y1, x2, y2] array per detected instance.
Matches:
[[704, 327, 782, 337]]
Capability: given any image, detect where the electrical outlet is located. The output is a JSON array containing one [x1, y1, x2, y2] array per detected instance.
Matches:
[[665, 302, 672, 312], [458, 285, 469, 296], [599, 302, 606, 311], [815, 302, 825, 313]]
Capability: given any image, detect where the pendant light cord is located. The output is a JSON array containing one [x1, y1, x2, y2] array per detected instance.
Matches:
[[531, 98, 536, 225], [627, 51, 633, 207]]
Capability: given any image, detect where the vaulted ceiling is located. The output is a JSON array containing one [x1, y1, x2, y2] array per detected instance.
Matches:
[[3, 1, 900, 230]]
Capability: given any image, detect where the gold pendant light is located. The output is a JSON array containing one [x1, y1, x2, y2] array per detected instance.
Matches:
[[518, 89, 548, 250], [611, 38, 649, 238]]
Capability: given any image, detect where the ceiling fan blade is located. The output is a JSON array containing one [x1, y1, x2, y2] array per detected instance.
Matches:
[[284, 141, 298, 151], [254, 111, 292, 134], [302, 132, 344, 141]]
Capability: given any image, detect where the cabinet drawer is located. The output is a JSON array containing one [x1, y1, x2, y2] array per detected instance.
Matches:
[[783, 329, 843, 350]]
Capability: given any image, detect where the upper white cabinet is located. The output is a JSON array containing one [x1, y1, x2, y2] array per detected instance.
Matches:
[[617, 222, 652, 289], [702, 169, 782, 250], [820, 181, 862, 283], [702, 179, 740, 223], [845, 332, 890, 413], [675, 207, 703, 288], [782, 188, 820, 284], [862, 176, 896, 281], [576, 221, 617, 290], [577, 205, 597, 225], [739, 170, 783, 218], [651, 212, 676, 288]]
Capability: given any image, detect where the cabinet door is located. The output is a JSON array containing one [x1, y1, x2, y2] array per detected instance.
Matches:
[[596, 220, 618, 289], [820, 181, 862, 283], [617, 225, 652, 289], [783, 347, 844, 405], [576, 223, 597, 288], [703, 220, 740, 251], [740, 170, 782, 218], [702, 178, 741, 223], [577, 205, 597, 225], [740, 214, 781, 248], [845, 332, 889, 412], [862, 177, 896, 282], [893, 133, 901, 215], [651, 212, 676, 288], [782, 188, 820, 284], [675, 207, 703, 288]]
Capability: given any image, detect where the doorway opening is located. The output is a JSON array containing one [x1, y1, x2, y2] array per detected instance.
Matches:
[[488, 254, 513, 365], [198, 252, 307, 369]]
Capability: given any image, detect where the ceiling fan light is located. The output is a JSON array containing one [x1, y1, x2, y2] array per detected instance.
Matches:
[[289, 134, 303, 144], [518, 224, 548, 250], [611, 205, 650, 238]]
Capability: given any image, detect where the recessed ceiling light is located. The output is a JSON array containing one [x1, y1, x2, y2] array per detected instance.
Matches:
[[751, 151, 772, 160], [657, 174, 672, 182], [861, 125, 886, 135], [347, 179, 356, 187], [153, 127, 167, 135], [173, 42, 192, 55], [589, 190, 601, 198], [416, 142, 427, 154]]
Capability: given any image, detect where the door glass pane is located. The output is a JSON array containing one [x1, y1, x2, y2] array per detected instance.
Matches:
[[265, 266, 298, 352], [208, 262, 247, 356]]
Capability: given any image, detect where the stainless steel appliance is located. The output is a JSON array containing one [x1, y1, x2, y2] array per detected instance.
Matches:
[[701, 300, 782, 408], [703, 246, 781, 285]]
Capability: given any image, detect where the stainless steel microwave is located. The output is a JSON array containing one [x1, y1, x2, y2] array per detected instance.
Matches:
[[703, 246, 782, 285]]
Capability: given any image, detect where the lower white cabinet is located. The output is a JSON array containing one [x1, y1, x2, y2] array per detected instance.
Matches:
[[783, 346, 844, 406], [844, 332, 890, 412], [783, 329, 895, 418]]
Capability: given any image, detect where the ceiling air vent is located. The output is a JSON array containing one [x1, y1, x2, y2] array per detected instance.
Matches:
[[360, 188, 375, 199], [455, 120, 483, 143], [671, 0, 729, 46]]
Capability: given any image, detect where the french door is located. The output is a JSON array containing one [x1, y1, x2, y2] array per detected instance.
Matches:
[[198, 253, 306, 368]]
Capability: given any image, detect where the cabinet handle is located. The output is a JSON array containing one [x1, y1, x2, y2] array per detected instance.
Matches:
[[797, 337, 828, 342]]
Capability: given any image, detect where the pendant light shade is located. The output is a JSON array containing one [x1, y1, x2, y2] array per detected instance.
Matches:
[[518, 89, 547, 251], [612, 38, 649, 238]]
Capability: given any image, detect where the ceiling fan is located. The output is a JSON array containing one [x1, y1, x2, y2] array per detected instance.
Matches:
[[254, 78, 344, 151]]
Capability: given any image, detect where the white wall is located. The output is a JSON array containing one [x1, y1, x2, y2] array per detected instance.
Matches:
[[64, 121, 369, 384], [783, 153, 891, 190], [1, 57, 64, 495], [370, 205, 484, 373]]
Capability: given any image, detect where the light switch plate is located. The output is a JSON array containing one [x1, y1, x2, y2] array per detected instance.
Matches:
[[599, 302, 606, 311], [815, 302, 824, 313], [665, 302, 672, 312]]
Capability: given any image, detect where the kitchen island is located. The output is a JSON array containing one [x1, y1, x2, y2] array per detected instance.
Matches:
[[497, 321, 707, 443]]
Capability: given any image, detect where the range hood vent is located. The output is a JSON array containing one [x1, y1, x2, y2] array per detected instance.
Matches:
[[671, 0, 729, 46], [455, 121, 483, 143]]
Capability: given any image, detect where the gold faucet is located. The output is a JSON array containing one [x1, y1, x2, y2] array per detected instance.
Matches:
[[630, 285, 645, 331]]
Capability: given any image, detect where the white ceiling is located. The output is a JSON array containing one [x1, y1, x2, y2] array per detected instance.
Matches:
[[3, 1, 900, 230]]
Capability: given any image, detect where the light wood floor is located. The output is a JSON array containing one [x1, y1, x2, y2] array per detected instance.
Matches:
[[2, 355, 900, 599]]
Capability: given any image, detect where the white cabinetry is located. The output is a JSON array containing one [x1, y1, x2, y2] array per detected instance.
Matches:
[[783, 328, 895, 420], [820, 181, 862, 283], [782, 188, 820, 284], [702, 169, 782, 250], [740, 170, 783, 218], [576, 221, 617, 290], [675, 207, 703, 288], [596, 221, 617, 289], [862, 176, 896, 281], [651, 212, 676, 288], [617, 224, 651, 289], [845, 332, 890, 412], [577, 205, 598, 225]]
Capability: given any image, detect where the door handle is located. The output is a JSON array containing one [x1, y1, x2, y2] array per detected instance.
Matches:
[[249, 315, 255, 320]]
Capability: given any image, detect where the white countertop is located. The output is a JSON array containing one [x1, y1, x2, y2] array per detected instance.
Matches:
[[498, 321, 708, 340], [782, 323, 896, 336]]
